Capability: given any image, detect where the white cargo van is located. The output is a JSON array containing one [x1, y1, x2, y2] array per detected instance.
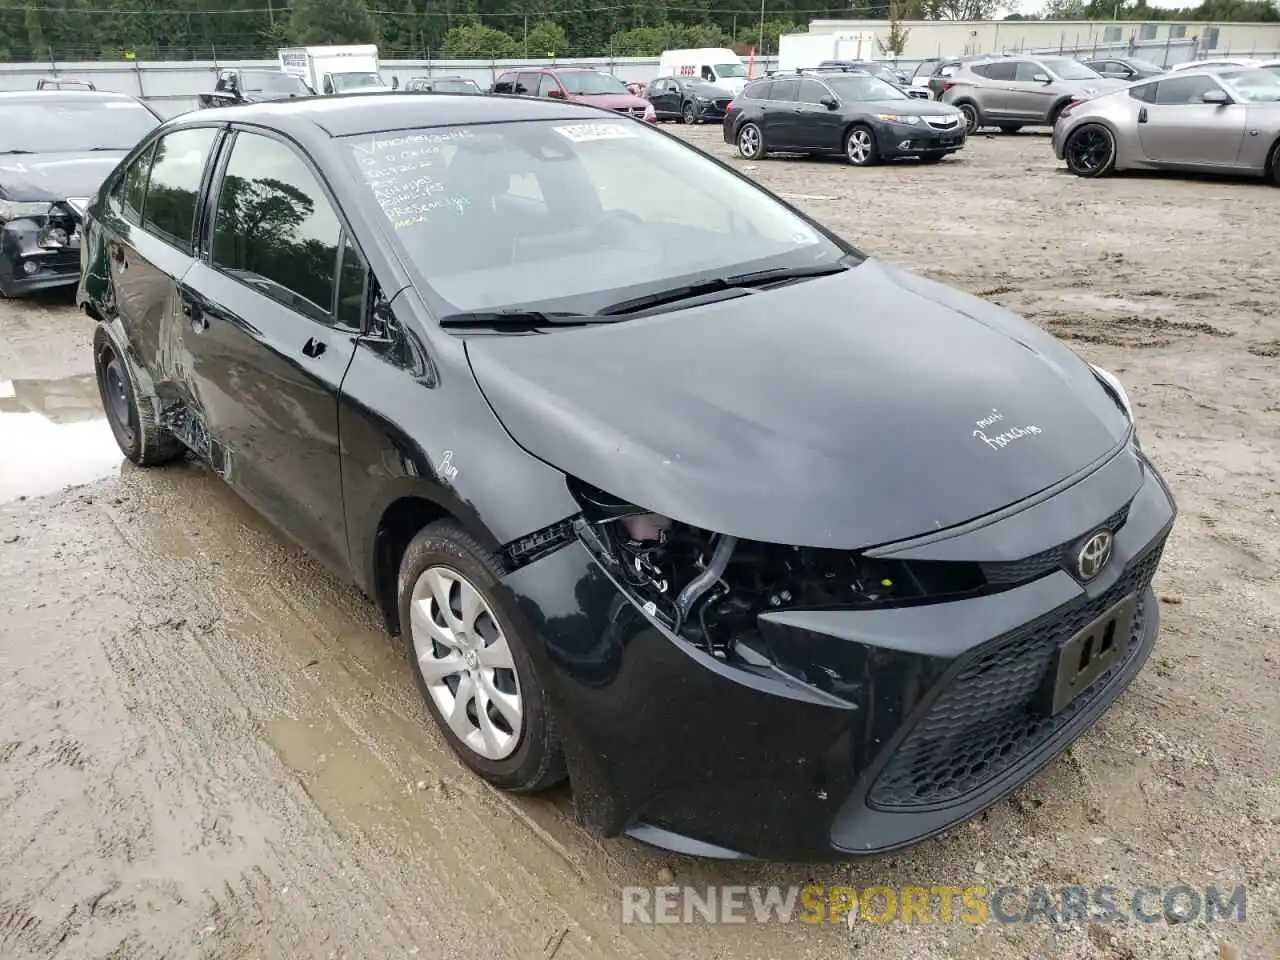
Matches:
[[776, 32, 879, 73], [656, 48, 749, 94], [278, 44, 388, 95]]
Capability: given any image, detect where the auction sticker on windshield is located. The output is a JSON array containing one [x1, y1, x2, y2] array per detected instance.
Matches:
[[552, 122, 639, 143]]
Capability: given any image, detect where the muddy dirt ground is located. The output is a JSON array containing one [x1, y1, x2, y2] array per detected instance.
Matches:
[[1, 130, 1276, 960]]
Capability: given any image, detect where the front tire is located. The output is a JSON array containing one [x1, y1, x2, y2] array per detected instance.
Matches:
[[398, 520, 565, 792], [92, 324, 184, 466], [845, 124, 878, 166], [1064, 123, 1117, 178], [682, 102, 697, 125], [736, 121, 765, 160], [1266, 139, 1280, 186]]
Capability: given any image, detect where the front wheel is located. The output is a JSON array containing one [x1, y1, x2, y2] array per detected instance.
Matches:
[[682, 102, 697, 125], [1266, 139, 1280, 186], [736, 121, 765, 160], [1064, 123, 1117, 178], [398, 520, 565, 792], [845, 125, 878, 166]]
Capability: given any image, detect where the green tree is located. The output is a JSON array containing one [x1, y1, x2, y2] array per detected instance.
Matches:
[[525, 19, 568, 57], [442, 24, 519, 58], [289, 0, 380, 46]]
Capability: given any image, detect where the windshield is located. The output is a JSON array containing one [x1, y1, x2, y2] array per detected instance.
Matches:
[[1218, 68, 1280, 101], [560, 72, 628, 95], [344, 120, 849, 315], [1041, 58, 1102, 81], [824, 74, 908, 101], [433, 79, 481, 93], [715, 63, 747, 78], [333, 72, 384, 91], [240, 72, 310, 96], [0, 100, 159, 154]]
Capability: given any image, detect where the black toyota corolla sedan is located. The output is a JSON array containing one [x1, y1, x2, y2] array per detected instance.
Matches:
[[0, 89, 160, 297], [725, 70, 967, 165], [78, 93, 1176, 861]]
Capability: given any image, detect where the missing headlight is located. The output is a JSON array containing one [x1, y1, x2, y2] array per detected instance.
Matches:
[[568, 478, 986, 664]]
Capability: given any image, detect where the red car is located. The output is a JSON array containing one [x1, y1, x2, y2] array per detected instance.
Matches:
[[491, 67, 656, 122]]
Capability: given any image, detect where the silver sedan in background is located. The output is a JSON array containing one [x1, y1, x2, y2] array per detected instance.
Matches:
[[1053, 66, 1280, 183]]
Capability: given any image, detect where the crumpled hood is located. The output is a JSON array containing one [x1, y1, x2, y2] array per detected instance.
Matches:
[[465, 259, 1131, 549], [0, 152, 126, 203]]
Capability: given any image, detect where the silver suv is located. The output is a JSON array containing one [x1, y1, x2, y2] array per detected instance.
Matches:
[[941, 56, 1128, 133]]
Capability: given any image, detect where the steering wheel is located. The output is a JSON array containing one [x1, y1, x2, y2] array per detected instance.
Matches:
[[592, 209, 646, 248]]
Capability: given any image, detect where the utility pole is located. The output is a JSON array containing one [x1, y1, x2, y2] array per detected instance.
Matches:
[[757, 0, 765, 58]]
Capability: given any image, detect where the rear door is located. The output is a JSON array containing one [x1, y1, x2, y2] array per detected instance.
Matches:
[[976, 60, 1020, 118], [763, 77, 801, 148], [180, 127, 362, 573], [1137, 75, 1248, 166], [99, 126, 222, 393]]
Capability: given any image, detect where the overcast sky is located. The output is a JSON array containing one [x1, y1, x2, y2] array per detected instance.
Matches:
[[1005, 0, 1193, 14]]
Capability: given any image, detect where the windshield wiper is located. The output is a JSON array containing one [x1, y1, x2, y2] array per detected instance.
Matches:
[[0, 149, 33, 155], [439, 309, 603, 330], [595, 260, 853, 317]]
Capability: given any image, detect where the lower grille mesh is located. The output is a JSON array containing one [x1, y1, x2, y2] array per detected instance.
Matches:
[[868, 537, 1165, 809]]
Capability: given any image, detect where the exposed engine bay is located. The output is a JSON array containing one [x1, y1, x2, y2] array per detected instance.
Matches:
[[569, 480, 984, 664]]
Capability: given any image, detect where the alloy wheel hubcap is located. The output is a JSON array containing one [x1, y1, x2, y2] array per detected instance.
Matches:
[[1069, 130, 1110, 173], [740, 127, 759, 156], [410, 566, 522, 761], [848, 131, 872, 163]]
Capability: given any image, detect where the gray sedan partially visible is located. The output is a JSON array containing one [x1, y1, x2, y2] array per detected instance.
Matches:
[[1052, 66, 1280, 183]]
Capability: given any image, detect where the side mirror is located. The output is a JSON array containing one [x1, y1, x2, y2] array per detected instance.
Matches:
[[546, 88, 564, 98], [391, 76, 400, 90], [1201, 88, 1230, 104], [1033, 73, 1052, 84], [896, 73, 909, 85], [822, 96, 838, 110]]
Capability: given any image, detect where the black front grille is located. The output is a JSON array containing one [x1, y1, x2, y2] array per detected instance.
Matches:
[[868, 535, 1165, 810], [714, 98, 731, 109], [981, 502, 1131, 586]]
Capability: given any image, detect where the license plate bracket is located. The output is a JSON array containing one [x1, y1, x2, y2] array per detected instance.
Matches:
[[1041, 593, 1137, 715]]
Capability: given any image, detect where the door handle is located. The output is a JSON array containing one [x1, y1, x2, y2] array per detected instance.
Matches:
[[302, 337, 326, 358], [1138, 107, 1148, 124]]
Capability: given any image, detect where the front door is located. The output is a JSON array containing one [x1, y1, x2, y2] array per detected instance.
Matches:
[[1138, 75, 1247, 166], [182, 127, 361, 574], [1006, 61, 1059, 121]]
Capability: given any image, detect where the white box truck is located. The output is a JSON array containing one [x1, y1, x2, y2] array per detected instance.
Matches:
[[656, 48, 749, 94], [278, 44, 388, 95], [776, 32, 879, 73]]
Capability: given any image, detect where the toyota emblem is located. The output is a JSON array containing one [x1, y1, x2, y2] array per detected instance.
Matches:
[[1076, 530, 1114, 581]]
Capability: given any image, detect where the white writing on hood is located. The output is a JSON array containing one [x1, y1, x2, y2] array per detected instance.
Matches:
[[972, 408, 1043, 451]]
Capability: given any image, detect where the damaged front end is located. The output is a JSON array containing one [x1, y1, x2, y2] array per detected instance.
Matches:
[[566, 477, 985, 695], [0, 198, 85, 297]]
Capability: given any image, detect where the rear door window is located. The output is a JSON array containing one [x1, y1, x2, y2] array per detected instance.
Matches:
[[141, 127, 219, 254], [769, 78, 800, 102], [516, 73, 539, 95]]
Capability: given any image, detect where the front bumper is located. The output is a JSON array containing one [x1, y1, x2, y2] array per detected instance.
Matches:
[[0, 219, 81, 297], [1052, 120, 1069, 160], [879, 120, 966, 157], [691, 99, 730, 122], [500, 442, 1176, 861]]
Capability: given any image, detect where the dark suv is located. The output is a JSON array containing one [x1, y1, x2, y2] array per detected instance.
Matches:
[[645, 75, 733, 123], [491, 67, 654, 122], [724, 70, 966, 166]]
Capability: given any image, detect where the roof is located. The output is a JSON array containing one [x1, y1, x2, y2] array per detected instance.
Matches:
[[184, 90, 615, 137]]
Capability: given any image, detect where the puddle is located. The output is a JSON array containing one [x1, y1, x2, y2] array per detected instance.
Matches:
[[0, 374, 123, 503]]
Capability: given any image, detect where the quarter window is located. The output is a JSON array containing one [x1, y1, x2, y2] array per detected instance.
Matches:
[[335, 234, 368, 330], [142, 127, 218, 254], [117, 142, 154, 225], [211, 131, 344, 324], [1154, 75, 1221, 104]]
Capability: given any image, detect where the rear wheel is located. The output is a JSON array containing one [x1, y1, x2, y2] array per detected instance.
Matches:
[[957, 102, 980, 134], [1266, 139, 1280, 186], [845, 125, 878, 166], [736, 122, 765, 160], [1064, 123, 1117, 178], [999, 124, 1022, 134], [92, 325, 185, 466]]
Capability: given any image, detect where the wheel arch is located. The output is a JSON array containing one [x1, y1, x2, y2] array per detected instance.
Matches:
[[89, 313, 164, 423]]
